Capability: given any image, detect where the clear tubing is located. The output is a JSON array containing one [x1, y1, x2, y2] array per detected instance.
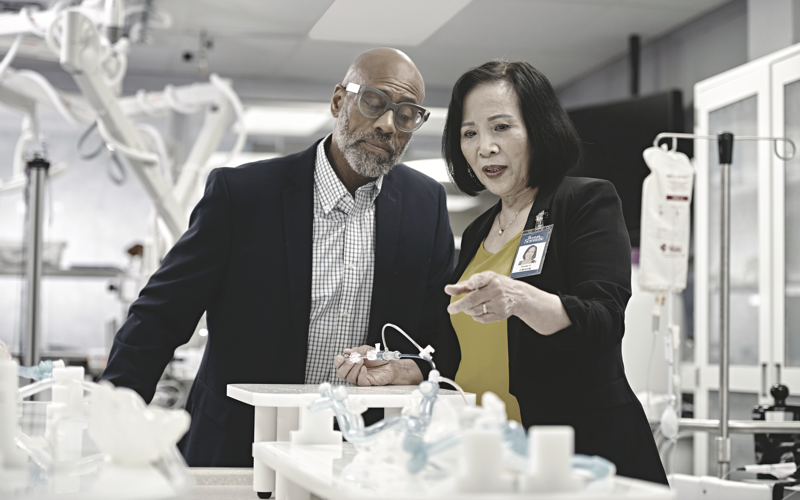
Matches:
[[15, 428, 52, 469], [571, 454, 616, 481], [399, 353, 435, 370], [18, 377, 56, 399], [438, 376, 468, 405], [80, 380, 99, 393], [18, 360, 60, 381], [382, 323, 425, 353]]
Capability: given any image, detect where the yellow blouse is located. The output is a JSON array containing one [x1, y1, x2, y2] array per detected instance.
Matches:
[[450, 232, 522, 423]]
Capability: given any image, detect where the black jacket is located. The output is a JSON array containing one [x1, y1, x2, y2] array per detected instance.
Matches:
[[102, 139, 455, 467], [438, 175, 635, 421], [438, 175, 668, 484]]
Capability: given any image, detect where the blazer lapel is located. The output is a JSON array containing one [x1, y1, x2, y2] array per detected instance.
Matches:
[[523, 175, 564, 231], [367, 175, 401, 344], [282, 143, 317, 374], [453, 176, 566, 282]]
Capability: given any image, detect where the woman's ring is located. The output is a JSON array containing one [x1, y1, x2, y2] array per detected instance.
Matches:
[[482, 303, 487, 315]]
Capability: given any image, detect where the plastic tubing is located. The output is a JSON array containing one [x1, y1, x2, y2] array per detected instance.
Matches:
[[44, 3, 70, 57], [438, 376, 468, 405], [77, 122, 104, 160], [382, 323, 425, 354], [102, 39, 129, 87], [18, 378, 57, 399], [136, 122, 173, 182], [136, 89, 165, 117], [572, 454, 616, 481], [0, 35, 23, 80], [19, 7, 45, 37], [95, 118, 160, 164], [15, 69, 83, 126], [15, 429, 52, 469], [164, 84, 203, 114]]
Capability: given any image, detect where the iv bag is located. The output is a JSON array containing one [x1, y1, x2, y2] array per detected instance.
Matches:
[[638, 146, 694, 293]]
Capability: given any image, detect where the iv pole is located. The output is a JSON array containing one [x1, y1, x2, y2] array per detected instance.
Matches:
[[22, 154, 49, 371], [652, 131, 796, 478]]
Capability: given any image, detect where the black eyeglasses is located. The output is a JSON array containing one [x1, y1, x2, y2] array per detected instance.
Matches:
[[345, 83, 430, 132]]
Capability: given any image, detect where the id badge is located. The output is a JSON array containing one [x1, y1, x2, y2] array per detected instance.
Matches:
[[510, 224, 553, 279]]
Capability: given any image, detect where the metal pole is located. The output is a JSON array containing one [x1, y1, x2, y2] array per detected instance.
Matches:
[[716, 132, 734, 478], [680, 418, 800, 434], [22, 155, 49, 369]]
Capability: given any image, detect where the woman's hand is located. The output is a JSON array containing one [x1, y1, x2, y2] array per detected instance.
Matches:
[[445, 271, 526, 323], [445, 271, 572, 334]]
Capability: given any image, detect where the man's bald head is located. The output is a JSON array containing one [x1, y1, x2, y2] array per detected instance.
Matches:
[[341, 47, 425, 103]]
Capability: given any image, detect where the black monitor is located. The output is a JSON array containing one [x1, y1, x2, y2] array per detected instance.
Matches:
[[567, 90, 686, 247]]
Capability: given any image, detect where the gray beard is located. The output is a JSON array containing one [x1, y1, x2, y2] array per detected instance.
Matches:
[[333, 110, 410, 178]]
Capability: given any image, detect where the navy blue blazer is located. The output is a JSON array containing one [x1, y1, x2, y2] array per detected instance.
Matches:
[[102, 139, 455, 467]]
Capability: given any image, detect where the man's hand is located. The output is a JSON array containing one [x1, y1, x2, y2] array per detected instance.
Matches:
[[334, 345, 396, 386], [334, 344, 425, 386]]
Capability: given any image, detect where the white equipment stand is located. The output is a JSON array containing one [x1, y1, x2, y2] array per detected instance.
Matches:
[[227, 384, 476, 499], [253, 441, 674, 500]]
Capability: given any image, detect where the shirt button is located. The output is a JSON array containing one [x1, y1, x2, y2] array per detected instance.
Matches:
[[341, 311, 349, 317], [347, 263, 355, 270]]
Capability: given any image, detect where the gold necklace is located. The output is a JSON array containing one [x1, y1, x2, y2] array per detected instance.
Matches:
[[497, 195, 535, 235]]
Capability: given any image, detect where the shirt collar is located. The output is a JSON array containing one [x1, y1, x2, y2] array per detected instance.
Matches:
[[315, 135, 384, 216]]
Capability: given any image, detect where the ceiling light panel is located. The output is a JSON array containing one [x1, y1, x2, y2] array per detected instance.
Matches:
[[241, 104, 333, 136], [309, 0, 473, 46]]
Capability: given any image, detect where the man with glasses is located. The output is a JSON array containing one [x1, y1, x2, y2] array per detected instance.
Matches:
[[101, 47, 455, 470]]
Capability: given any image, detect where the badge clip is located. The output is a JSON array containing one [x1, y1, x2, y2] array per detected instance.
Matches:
[[534, 210, 548, 231]]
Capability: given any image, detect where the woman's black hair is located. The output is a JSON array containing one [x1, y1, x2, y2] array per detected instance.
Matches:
[[442, 60, 582, 196]]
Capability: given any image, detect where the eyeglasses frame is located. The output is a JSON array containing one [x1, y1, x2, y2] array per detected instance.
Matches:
[[344, 82, 430, 132]]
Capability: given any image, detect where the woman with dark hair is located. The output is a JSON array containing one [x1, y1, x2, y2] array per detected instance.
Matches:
[[439, 60, 667, 484]]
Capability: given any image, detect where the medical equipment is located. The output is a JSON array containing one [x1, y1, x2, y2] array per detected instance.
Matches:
[[21, 154, 49, 368], [1, 357, 192, 499], [307, 379, 615, 494], [638, 145, 694, 454], [17, 358, 65, 381], [737, 463, 798, 479], [639, 145, 695, 294], [0, 0, 246, 371], [342, 324, 465, 403], [652, 132, 797, 477], [310, 321, 616, 493], [752, 384, 800, 469], [341, 344, 435, 368]]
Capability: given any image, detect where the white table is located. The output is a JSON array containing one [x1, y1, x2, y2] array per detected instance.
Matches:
[[253, 441, 675, 500], [227, 383, 475, 498]]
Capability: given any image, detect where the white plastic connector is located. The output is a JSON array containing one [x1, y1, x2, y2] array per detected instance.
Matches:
[[420, 345, 435, 360], [521, 426, 584, 493], [428, 369, 440, 384]]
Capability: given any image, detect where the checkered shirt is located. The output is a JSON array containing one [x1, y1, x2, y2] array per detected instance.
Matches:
[[304, 136, 384, 384]]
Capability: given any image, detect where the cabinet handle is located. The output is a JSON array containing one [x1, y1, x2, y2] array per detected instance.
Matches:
[[762, 363, 768, 397], [776, 363, 782, 385]]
